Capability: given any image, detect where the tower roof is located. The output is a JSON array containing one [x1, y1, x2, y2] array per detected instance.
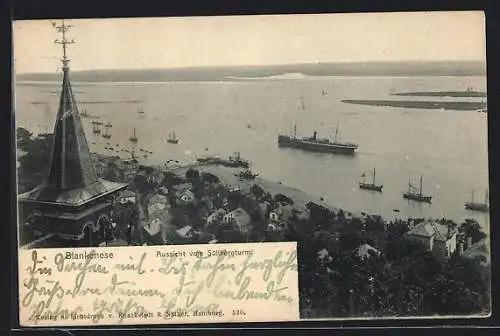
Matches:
[[18, 20, 127, 206], [47, 68, 99, 189]]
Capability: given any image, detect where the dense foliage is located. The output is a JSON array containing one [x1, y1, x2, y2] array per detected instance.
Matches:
[[287, 215, 490, 318], [16, 128, 53, 193]]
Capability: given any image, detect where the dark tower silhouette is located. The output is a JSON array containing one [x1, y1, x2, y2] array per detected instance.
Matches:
[[18, 20, 128, 247]]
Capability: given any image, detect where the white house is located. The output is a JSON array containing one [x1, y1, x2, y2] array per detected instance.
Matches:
[[206, 209, 227, 226], [317, 248, 333, 263], [176, 225, 194, 239], [227, 185, 242, 193], [354, 243, 380, 259], [144, 218, 162, 236], [147, 194, 168, 219], [178, 190, 195, 205], [147, 171, 165, 184], [223, 207, 252, 233], [269, 211, 280, 223], [173, 182, 193, 194]]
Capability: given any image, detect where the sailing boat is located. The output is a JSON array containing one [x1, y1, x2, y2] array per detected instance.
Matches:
[[359, 168, 383, 192], [167, 130, 179, 144], [92, 123, 101, 134], [129, 127, 138, 142], [403, 175, 432, 203], [277, 97, 358, 155], [105, 120, 112, 128], [465, 190, 489, 212], [102, 126, 111, 139], [137, 108, 145, 115]]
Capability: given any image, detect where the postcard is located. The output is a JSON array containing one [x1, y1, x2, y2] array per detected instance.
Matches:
[[19, 242, 299, 326], [13, 11, 490, 327]]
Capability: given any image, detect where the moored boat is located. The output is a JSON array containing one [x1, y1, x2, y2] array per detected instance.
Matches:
[[403, 175, 432, 203], [102, 126, 111, 139], [359, 168, 383, 192], [129, 127, 138, 143], [167, 130, 179, 144], [465, 190, 489, 212]]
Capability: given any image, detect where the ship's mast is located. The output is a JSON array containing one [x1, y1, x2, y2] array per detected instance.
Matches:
[[293, 97, 304, 139], [373, 168, 376, 185], [485, 189, 489, 205], [419, 175, 423, 196], [334, 116, 340, 142]]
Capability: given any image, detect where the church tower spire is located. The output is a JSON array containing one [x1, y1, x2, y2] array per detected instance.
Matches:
[[46, 20, 99, 190]]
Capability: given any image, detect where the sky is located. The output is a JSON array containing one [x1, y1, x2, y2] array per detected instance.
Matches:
[[12, 11, 486, 74]]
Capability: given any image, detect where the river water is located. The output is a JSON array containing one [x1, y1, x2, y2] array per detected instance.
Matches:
[[15, 74, 490, 233]]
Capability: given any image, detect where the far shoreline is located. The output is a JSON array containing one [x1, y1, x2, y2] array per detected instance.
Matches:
[[341, 99, 486, 111], [392, 91, 486, 98]]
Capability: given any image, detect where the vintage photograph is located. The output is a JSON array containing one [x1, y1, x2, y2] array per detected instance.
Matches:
[[14, 12, 490, 319]]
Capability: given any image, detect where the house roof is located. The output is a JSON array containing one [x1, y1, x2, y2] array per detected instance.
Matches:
[[226, 208, 251, 225], [178, 190, 195, 199], [355, 243, 379, 258], [409, 222, 435, 238], [119, 190, 136, 198], [317, 248, 329, 259], [144, 218, 162, 236], [173, 182, 193, 191], [208, 209, 226, 220], [149, 194, 168, 205], [47, 69, 99, 190], [407, 221, 456, 242], [177, 225, 193, 237], [18, 179, 127, 207]]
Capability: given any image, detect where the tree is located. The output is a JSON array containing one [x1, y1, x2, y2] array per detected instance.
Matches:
[[250, 184, 264, 199], [134, 174, 149, 196], [186, 168, 200, 180], [16, 127, 32, 146], [424, 255, 490, 315], [162, 171, 183, 186], [103, 167, 120, 182], [201, 172, 220, 184], [460, 219, 487, 244], [17, 133, 54, 192]]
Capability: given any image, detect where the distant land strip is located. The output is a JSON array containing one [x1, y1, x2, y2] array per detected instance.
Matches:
[[393, 91, 487, 98], [15, 61, 486, 82], [341, 100, 485, 111], [31, 100, 142, 105]]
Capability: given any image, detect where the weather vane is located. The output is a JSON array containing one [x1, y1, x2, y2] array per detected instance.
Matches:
[[52, 19, 75, 71]]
